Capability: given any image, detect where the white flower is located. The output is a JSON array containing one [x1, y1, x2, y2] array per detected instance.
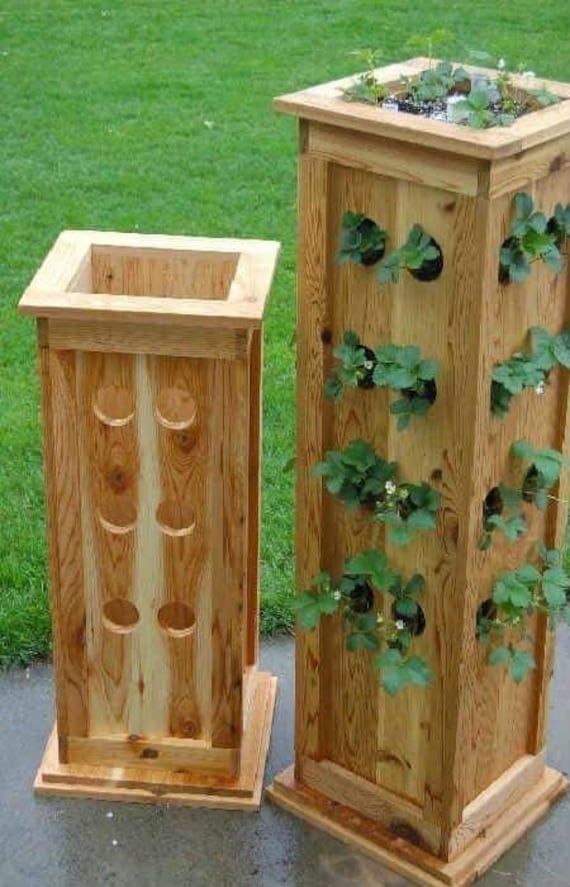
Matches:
[[376, 613, 384, 624], [333, 590, 341, 601], [399, 487, 409, 499], [498, 58, 506, 70], [385, 480, 397, 496], [522, 70, 536, 79], [535, 381, 546, 396], [395, 620, 405, 631], [513, 351, 523, 358], [364, 360, 374, 370]]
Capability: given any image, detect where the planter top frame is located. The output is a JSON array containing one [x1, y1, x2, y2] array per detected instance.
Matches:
[[274, 57, 570, 159], [19, 229, 280, 330]]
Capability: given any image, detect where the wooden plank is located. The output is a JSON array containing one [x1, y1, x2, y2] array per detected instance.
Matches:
[[67, 735, 237, 775], [300, 757, 442, 855], [275, 57, 570, 161], [154, 355, 209, 740], [39, 346, 88, 753], [19, 231, 280, 329], [447, 753, 544, 858], [294, 132, 328, 767], [75, 351, 140, 737], [267, 765, 567, 887], [35, 672, 277, 808], [308, 122, 482, 196], [46, 319, 250, 360], [209, 359, 249, 748], [489, 133, 570, 198], [245, 328, 263, 666]]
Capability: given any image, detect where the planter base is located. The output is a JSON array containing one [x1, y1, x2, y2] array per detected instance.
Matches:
[[266, 765, 568, 886], [35, 672, 277, 811]]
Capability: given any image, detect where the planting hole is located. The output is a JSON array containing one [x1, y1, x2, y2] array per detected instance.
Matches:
[[103, 598, 140, 634], [476, 599, 497, 638], [155, 388, 197, 431], [357, 217, 386, 266], [157, 601, 195, 637], [349, 582, 375, 614], [98, 494, 137, 534], [483, 486, 503, 524], [410, 238, 443, 282], [93, 386, 135, 426], [156, 500, 196, 536], [391, 601, 426, 637], [522, 465, 540, 503]]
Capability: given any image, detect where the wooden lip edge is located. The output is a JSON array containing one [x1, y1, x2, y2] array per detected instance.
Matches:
[[266, 766, 568, 886], [34, 673, 278, 809], [273, 57, 570, 160]]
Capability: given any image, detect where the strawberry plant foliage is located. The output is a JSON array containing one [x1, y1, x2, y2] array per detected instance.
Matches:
[[294, 551, 431, 695], [378, 224, 442, 284], [315, 439, 441, 546], [324, 333, 439, 430], [338, 211, 387, 267], [499, 193, 565, 284], [477, 545, 570, 683], [491, 326, 570, 417]]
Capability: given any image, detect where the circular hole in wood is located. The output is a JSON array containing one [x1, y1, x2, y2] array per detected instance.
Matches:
[[98, 494, 137, 534], [157, 601, 196, 638], [155, 388, 197, 431], [156, 500, 196, 537], [93, 386, 135, 426], [102, 598, 140, 634]]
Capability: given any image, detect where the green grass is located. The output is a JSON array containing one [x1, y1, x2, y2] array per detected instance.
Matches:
[[1, 1, 569, 667]]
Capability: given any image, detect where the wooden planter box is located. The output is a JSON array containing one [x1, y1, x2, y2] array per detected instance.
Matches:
[[267, 59, 570, 882], [19, 229, 280, 808]]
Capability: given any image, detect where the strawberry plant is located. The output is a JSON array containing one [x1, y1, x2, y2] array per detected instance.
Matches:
[[477, 545, 570, 682], [314, 439, 396, 510], [491, 326, 570, 417], [323, 331, 376, 400], [294, 550, 431, 695], [338, 211, 387, 266], [499, 193, 563, 283], [377, 224, 443, 283]]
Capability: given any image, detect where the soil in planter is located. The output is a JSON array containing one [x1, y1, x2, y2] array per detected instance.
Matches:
[[349, 581, 375, 613], [356, 217, 386, 266], [546, 216, 567, 250], [379, 88, 529, 127], [410, 239, 443, 282], [391, 600, 426, 637]]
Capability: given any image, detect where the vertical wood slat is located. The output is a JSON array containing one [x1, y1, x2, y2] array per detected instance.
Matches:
[[295, 125, 329, 769], [210, 358, 249, 748], [246, 328, 262, 667], [39, 346, 88, 756], [155, 355, 210, 739], [75, 352, 139, 737]]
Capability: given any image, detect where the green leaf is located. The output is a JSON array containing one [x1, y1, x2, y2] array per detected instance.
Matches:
[[394, 597, 418, 618], [511, 439, 535, 461], [510, 649, 536, 683], [388, 524, 413, 547], [418, 358, 439, 380], [406, 509, 437, 530], [514, 192, 533, 220], [488, 645, 511, 666]]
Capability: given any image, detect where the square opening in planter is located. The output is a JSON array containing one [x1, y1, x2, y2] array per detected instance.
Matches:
[[19, 230, 279, 329]]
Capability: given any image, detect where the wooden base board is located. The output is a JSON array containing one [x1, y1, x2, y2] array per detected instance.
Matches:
[[266, 765, 568, 886], [35, 672, 277, 811]]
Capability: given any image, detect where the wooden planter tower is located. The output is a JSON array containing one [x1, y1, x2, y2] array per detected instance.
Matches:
[[19, 229, 279, 808], [268, 59, 570, 882]]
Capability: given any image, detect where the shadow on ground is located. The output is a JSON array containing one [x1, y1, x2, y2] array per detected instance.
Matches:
[[0, 633, 568, 886]]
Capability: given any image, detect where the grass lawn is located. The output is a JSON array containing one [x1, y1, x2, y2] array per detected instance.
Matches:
[[1, 1, 569, 667]]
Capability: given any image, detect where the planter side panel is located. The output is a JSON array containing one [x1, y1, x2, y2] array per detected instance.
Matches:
[[296, 139, 485, 809], [455, 163, 570, 814]]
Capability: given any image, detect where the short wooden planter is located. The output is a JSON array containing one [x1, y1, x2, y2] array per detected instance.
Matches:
[[19, 229, 280, 808], [267, 59, 570, 882]]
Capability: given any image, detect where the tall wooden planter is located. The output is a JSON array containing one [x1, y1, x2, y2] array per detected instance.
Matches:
[[19, 229, 279, 808], [267, 59, 570, 881]]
